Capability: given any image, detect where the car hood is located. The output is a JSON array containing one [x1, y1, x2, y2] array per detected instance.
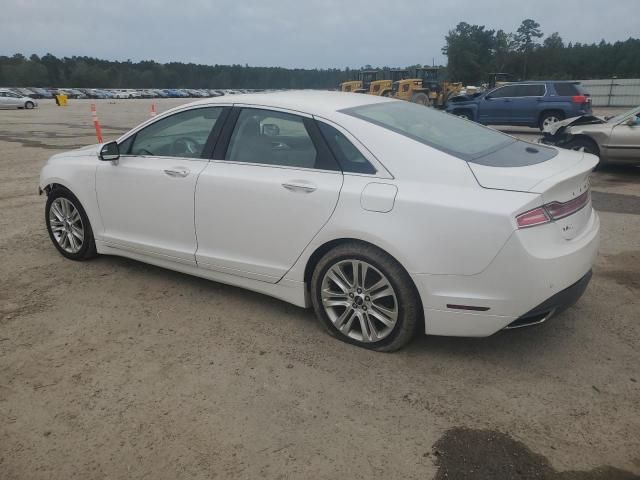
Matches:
[[543, 114, 606, 135], [49, 144, 99, 161]]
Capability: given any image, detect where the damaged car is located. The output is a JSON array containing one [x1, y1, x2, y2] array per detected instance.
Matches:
[[542, 106, 640, 168]]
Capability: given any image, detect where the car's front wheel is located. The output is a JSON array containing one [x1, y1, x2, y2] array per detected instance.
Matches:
[[311, 242, 420, 352], [45, 187, 97, 261], [24, 101, 35, 109], [566, 137, 605, 169]]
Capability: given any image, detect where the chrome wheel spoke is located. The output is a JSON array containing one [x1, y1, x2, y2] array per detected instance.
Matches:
[[370, 285, 393, 301], [327, 269, 350, 294], [70, 225, 83, 240], [368, 304, 397, 327], [69, 209, 81, 224], [335, 307, 357, 332], [51, 204, 65, 221], [359, 313, 379, 342]]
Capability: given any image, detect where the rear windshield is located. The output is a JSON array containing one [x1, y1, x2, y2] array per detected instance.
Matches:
[[340, 101, 514, 161], [553, 82, 587, 96]]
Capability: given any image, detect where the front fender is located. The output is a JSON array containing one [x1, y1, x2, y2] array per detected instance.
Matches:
[[39, 155, 103, 237]]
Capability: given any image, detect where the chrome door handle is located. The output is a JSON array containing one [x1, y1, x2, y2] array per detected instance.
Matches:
[[282, 182, 317, 193], [164, 167, 189, 178]]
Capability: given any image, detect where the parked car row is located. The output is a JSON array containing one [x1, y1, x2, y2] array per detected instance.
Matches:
[[0, 87, 268, 101]]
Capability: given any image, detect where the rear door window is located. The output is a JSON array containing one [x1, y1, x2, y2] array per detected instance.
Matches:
[[516, 84, 546, 97], [317, 122, 376, 174], [225, 108, 339, 171]]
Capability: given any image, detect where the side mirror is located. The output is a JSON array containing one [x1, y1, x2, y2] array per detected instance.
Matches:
[[99, 141, 120, 161], [262, 123, 280, 137], [625, 117, 638, 127]]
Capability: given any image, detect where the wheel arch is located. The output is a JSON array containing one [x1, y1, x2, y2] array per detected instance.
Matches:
[[568, 134, 600, 154]]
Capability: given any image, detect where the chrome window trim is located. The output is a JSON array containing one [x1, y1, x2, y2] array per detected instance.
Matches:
[[487, 83, 547, 99]]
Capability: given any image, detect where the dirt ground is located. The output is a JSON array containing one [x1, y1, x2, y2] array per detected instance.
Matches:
[[1, 99, 639, 480]]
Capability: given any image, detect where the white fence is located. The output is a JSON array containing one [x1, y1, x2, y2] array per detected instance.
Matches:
[[577, 78, 640, 107]]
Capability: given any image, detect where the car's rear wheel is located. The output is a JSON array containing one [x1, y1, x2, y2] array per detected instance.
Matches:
[[45, 187, 97, 261], [539, 111, 564, 131], [311, 242, 420, 352], [25, 101, 35, 109]]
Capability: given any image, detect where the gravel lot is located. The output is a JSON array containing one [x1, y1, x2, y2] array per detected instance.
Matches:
[[1, 99, 639, 479]]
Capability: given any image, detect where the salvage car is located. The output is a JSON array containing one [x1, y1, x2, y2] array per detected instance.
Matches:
[[446, 81, 592, 130], [39, 91, 599, 351], [0, 89, 37, 109], [542, 106, 640, 167]]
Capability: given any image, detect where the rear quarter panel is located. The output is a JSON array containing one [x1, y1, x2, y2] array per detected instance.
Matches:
[[285, 121, 540, 280]]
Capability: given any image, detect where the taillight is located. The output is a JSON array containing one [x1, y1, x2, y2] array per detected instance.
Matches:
[[516, 191, 590, 229], [571, 95, 587, 103], [516, 207, 551, 228]]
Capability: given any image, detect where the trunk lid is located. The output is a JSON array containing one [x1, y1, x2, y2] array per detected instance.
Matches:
[[468, 144, 598, 240]]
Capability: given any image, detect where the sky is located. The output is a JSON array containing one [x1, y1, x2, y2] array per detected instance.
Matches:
[[1, 0, 638, 69]]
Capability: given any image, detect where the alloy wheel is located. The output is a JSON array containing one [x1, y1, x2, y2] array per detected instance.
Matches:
[[49, 197, 84, 254], [542, 116, 560, 129], [321, 259, 398, 343]]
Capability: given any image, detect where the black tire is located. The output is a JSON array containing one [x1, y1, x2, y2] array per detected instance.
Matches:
[[539, 111, 565, 131], [566, 137, 604, 169], [411, 92, 430, 106], [25, 101, 35, 109], [45, 187, 97, 261], [310, 242, 421, 352]]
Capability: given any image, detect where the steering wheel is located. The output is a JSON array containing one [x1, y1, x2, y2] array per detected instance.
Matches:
[[171, 137, 200, 156]]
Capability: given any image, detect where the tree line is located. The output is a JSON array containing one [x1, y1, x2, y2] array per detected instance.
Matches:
[[1, 19, 638, 89], [0, 54, 353, 89], [443, 19, 640, 85]]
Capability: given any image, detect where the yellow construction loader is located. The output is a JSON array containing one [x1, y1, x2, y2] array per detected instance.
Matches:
[[340, 70, 409, 96], [392, 67, 463, 108], [339, 70, 379, 93]]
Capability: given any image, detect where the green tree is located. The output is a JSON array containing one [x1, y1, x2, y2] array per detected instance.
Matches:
[[515, 19, 543, 78]]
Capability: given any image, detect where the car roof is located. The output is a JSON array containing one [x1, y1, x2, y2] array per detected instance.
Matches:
[[186, 90, 392, 118], [507, 80, 580, 84]]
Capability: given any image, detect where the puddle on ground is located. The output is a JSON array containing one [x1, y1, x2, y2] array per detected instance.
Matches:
[[432, 427, 639, 480]]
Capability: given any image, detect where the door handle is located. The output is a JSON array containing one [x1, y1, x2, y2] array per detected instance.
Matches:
[[282, 181, 317, 193], [164, 167, 189, 178]]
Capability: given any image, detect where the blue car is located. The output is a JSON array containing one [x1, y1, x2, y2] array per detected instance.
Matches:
[[446, 81, 592, 130]]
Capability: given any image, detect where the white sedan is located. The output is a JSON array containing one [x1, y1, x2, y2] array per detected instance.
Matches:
[[39, 91, 599, 351], [0, 89, 38, 109]]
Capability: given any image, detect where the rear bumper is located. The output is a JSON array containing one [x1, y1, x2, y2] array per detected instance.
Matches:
[[412, 209, 599, 337], [504, 270, 592, 329]]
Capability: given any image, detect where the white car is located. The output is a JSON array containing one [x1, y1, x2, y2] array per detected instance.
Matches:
[[0, 89, 38, 109], [39, 91, 599, 351]]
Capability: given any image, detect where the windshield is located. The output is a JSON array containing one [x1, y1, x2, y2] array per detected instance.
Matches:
[[340, 101, 514, 160], [607, 106, 640, 124]]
